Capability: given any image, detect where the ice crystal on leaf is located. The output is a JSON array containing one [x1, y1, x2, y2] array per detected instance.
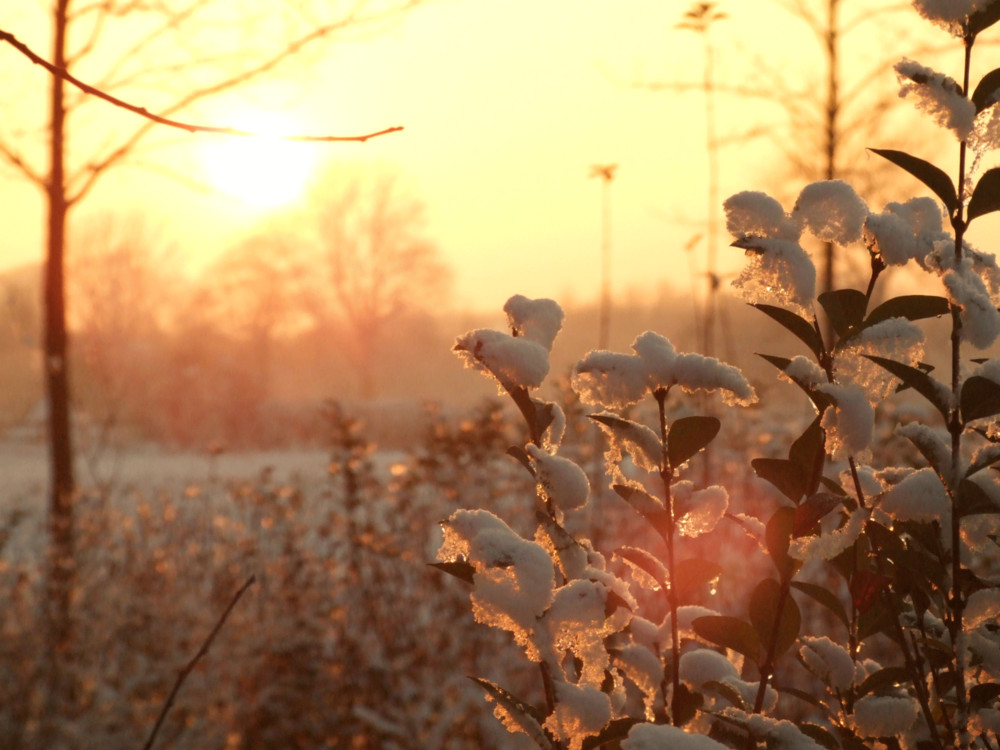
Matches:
[[454, 328, 550, 391], [724, 191, 801, 240], [526, 445, 590, 513], [837, 318, 925, 404], [789, 507, 868, 561], [623, 723, 730, 750], [503, 294, 564, 351], [633, 332, 757, 405], [941, 260, 1000, 348], [863, 198, 943, 266], [719, 710, 827, 750], [816, 382, 875, 458], [673, 482, 729, 537], [571, 351, 648, 408], [799, 636, 855, 691], [793, 180, 869, 245], [543, 681, 612, 750], [732, 237, 817, 315], [850, 695, 921, 738], [537, 579, 616, 686], [877, 467, 950, 528], [680, 650, 777, 710], [912, 0, 1000, 35], [438, 510, 554, 657], [966, 588, 1000, 628], [573, 333, 756, 409], [896, 59, 976, 141]]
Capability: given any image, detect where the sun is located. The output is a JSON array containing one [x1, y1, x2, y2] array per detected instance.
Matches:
[[202, 111, 316, 208]]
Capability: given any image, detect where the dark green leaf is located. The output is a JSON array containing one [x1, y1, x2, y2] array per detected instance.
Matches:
[[789, 416, 825, 489], [970, 3, 1000, 36], [703, 680, 747, 709], [752, 458, 808, 505], [674, 683, 703, 726], [668, 416, 720, 469], [861, 295, 950, 329], [614, 546, 667, 590], [850, 570, 891, 614], [791, 580, 849, 628], [793, 493, 841, 536], [869, 148, 958, 215], [864, 355, 950, 419], [581, 718, 642, 750], [962, 375, 1000, 423], [799, 723, 842, 750], [970, 683, 1000, 712], [968, 168, 1000, 222], [673, 558, 723, 604], [752, 303, 823, 357], [470, 677, 551, 748], [766, 506, 800, 580], [758, 354, 834, 412], [775, 684, 824, 709], [818, 289, 868, 339], [854, 666, 912, 699], [508, 387, 556, 447], [429, 561, 476, 584], [959, 478, 1000, 516], [692, 615, 761, 664], [749, 578, 801, 659], [972, 67, 1000, 112], [613, 484, 669, 536], [506, 446, 535, 476]]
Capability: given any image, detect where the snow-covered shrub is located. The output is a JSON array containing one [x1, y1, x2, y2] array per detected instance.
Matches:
[[436, 4, 1000, 748]]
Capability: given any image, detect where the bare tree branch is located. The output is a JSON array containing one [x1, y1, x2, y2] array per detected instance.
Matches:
[[142, 574, 256, 750], [0, 137, 45, 186], [0, 28, 402, 150]]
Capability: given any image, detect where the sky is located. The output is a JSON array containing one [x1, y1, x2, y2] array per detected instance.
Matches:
[[0, 0, 982, 314]]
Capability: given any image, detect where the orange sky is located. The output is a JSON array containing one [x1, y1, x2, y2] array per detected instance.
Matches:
[[1, 1, 989, 314]]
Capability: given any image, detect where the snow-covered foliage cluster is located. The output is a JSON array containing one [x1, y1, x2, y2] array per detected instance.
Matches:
[[438, 3, 1000, 748]]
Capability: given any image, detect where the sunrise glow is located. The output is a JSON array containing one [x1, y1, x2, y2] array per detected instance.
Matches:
[[201, 112, 315, 208]]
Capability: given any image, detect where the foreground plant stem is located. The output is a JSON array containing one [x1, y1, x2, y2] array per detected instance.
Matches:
[[655, 388, 682, 726]]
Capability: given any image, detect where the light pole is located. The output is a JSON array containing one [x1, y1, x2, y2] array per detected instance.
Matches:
[[589, 163, 617, 349]]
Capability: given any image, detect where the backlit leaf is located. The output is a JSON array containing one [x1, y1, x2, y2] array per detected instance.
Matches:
[[673, 558, 723, 603], [818, 289, 867, 339], [865, 355, 950, 419], [972, 67, 1000, 112], [470, 677, 551, 748], [692, 615, 761, 664], [790, 580, 849, 628], [793, 493, 841, 537], [429, 561, 475, 584], [752, 303, 823, 357], [850, 570, 891, 614], [968, 168, 1000, 222], [749, 577, 801, 659], [961, 375, 1000, 423], [668, 416, 720, 469], [766, 506, 800, 580], [869, 148, 958, 215], [860, 295, 949, 329]]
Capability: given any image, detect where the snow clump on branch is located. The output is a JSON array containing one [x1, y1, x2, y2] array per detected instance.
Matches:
[[454, 295, 564, 391], [572, 331, 757, 409], [896, 59, 976, 141]]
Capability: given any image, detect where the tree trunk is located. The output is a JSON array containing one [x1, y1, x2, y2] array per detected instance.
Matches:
[[41, 0, 78, 741]]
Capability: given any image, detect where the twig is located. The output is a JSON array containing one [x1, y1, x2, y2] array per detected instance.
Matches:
[[142, 574, 257, 750], [0, 29, 402, 143]]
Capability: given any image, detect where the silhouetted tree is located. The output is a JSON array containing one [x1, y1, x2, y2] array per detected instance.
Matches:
[[0, 1, 421, 741]]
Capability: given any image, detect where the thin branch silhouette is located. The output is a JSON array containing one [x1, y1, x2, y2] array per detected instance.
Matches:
[[142, 574, 257, 750], [0, 28, 403, 143]]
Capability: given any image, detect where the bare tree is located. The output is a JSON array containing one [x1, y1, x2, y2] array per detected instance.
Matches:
[[311, 171, 450, 399], [0, 0, 420, 739]]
